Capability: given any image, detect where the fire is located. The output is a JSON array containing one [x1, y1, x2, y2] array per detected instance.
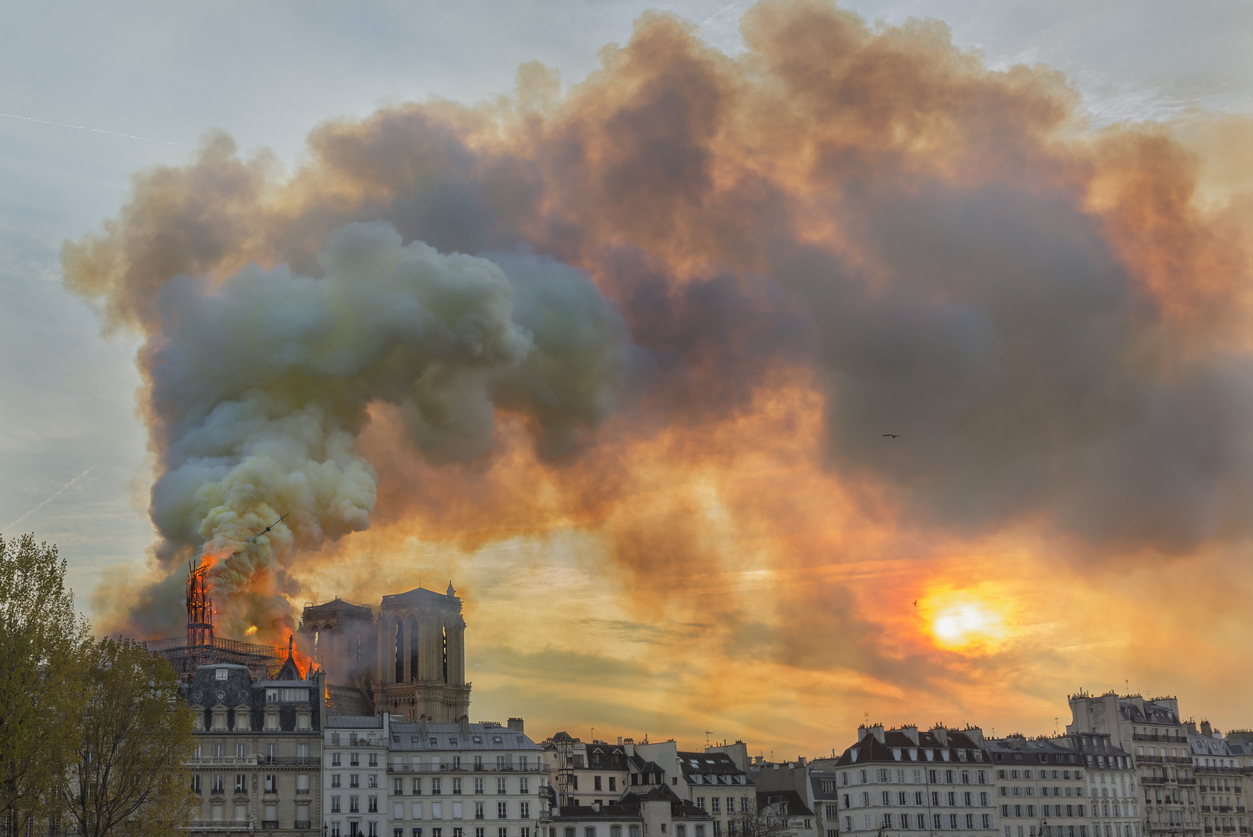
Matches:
[[275, 628, 315, 680], [245, 625, 258, 636]]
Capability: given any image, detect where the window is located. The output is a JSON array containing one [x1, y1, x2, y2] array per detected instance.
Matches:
[[235, 774, 247, 793], [698, 798, 706, 811], [455, 779, 463, 795], [596, 777, 602, 791], [333, 753, 342, 767], [352, 775, 360, 788], [476, 779, 485, 795], [332, 796, 341, 813], [520, 779, 529, 794], [434, 779, 442, 795], [414, 778, 422, 795], [498, 802, 508, 819], [370, 796, 379, 813], [211, 775, 224, 794], [350, 796, 360, 814], [521, 803, 530, 819], [370, 753, 379, 767], [498, 778, 507, 794], [216, 669, 229, 680], [476, 803, 485, 819], [610, 778, 617, 792]]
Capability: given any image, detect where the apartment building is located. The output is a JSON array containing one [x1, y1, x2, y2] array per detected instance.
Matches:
[[756, 789, 821, 837], [324, 715, 391, 837], [541, 734, 631, 806], [184, 654, 323, 834], [1069, 692, 1200, 837], [1189, 724, 1245, 837], [1074, 732, 1139, 837], [750, 760, 840, 837], [830, 724, 998, 837], [634, 741, 757, 837], [385, 719, 549, 837]]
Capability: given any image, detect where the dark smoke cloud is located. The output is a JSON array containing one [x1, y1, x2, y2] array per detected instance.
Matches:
[[65, 0, 1252, 656]]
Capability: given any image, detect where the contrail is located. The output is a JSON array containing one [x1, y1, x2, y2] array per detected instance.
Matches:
[[699, 1, 744, 30], [0, 112, 192, 149], [2, 468, 94, 533]]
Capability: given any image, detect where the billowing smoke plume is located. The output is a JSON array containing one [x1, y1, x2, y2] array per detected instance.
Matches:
[[67, 0, 1251, 693], [84, 221, 631, 639]]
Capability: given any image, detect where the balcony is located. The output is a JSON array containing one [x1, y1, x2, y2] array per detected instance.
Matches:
[[1182, 780, 1199, 786], [1134, 734, 1187, 743], [188, 756, 261, 767], [262, 823, 279, 830], [296, 789, 311, 795], [296, 822, 312, 829], [189, 823, 253, 832], [388, 764, 552, 775], [1203, 808, 1212, 813]]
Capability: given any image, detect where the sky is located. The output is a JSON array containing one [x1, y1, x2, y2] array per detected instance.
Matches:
[[2, 0, 1252, 758]]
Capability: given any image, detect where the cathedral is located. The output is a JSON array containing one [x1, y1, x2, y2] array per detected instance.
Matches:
[[299, 582, 471, 721]]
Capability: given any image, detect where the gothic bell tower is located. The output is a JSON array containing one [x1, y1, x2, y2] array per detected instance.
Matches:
[[375, 583, 470, 721]]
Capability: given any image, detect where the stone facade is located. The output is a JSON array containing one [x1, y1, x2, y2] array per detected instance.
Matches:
[[1069, 693, 1200, 837], [828, 724, 999, 837], [300, 585, 471, 723], [183, 656, 323, 835]]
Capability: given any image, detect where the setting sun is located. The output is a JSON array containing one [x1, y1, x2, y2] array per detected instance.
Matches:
[[922, 588, 1010, 652]]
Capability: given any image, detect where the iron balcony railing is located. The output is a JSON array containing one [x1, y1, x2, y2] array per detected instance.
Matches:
[[387, 764, 552, 774]]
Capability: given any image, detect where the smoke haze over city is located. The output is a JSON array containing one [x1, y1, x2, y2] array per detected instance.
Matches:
[[3, 0, 1253, 756]]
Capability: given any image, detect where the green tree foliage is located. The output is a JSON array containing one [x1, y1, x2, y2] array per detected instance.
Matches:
[[0, 534, 92, 832], [56, 638, 198, 836]]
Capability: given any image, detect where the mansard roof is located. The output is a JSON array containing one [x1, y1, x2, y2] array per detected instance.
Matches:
[[833, 728, 989, 766], [381, 585, 462, 611], [758, 789, 815, 818], [388, 721, 541, 751], [1119, 701, 1180, 726], [678, 751, 746, 778]]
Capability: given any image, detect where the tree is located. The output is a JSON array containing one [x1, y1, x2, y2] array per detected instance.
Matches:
[[56, 638, 199, 836], [0, 534, 92, 834]]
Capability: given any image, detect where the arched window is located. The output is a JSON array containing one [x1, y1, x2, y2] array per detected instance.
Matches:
[[565, 829, 576, 837], [613, 827, 623, 837], [442, 624, 449, 682], [394, 621, 404, 683], [586, 829, 596, 837], [410, 619, 420, 681]]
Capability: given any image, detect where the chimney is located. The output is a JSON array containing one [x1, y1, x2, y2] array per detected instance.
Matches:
[[857, 727, 867, 742], [798, 757, 807, 767], [931, 726, 948, 747], [964, 727, 984, 746], [902, 725, 920, 746], [1202, 721, 1213, 737], [871, 724, 886, 744], [461, 716, 470, 736], [508, 718, 525, 733]]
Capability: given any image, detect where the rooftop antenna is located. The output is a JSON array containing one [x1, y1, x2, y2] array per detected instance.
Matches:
[[1055, 718, 1059, 736], [706, 731, 713, 749]]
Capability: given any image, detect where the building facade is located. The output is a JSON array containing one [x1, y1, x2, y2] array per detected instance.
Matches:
[[634, 742, 757, 837], [829, 724, 999, 837], [184, 653, 323, 835], [1069, 693, 1200, 837], [385, 719, 548, 837], [324, 715, 392, 837], [1189, 724, 1245, 837], [300, 585, 471, 723]]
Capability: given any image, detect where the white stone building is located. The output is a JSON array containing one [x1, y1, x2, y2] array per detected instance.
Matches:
[[386, 719, 549, 837], [829, 724, 999, 837], [325, 714, 391, 837]]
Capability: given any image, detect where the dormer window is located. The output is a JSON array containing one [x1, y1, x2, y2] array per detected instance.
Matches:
[[216, 669, 229, 681]]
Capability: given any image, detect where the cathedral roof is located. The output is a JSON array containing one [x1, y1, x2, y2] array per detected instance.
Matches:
[[381, 585, 462, 610]]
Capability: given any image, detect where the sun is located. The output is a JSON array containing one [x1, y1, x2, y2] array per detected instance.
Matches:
[[922, 588, 1009, 652]]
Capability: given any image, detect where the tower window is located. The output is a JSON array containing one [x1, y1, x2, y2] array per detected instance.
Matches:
[[395, 622, 404, 683], [442, 625, 448, 683]]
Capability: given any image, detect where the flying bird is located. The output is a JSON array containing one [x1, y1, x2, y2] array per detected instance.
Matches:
[[882, 434, 899, 438], [913, 600, 918, 607]]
